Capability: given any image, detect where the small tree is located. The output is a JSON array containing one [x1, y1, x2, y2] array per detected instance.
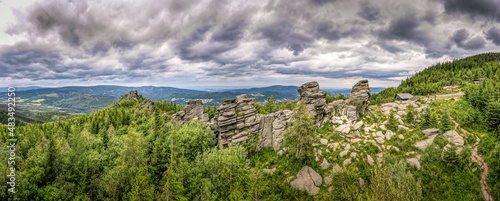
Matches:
[[440, 112, 452, 132], [405, 105, 415, 125], [387, 110, 399, 131], [283, 100, 317, 160]]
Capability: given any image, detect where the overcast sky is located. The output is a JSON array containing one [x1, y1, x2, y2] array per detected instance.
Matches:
[[1, 0, 499, 89]]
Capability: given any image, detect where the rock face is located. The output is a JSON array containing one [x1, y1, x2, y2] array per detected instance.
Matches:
[[120, 90, 154, 114], [348, 79, 371, 116], [120, 90, 139, 102], [257, 110, 294, 150], [297, 81, 328, 126], [172, 100, 209, 124], [214, 97, 259, 145], [290, 166, 323, 195], [327, 80, 372, 124]]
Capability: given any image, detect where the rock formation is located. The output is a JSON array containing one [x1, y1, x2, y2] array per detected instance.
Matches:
[[120, 90, 139, 102], [327, 80, 372, 127], [290, 166, 322, 195], [297, 81, 328, 126], [172, 100, 209, 124], [257, 110, 293, 150], [348, 79, 371, 115], [214, 97, 259, 145], [120, 90, 154, 114]]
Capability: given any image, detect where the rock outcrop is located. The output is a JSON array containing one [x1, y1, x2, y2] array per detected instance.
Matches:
[[120, 90, 139, 102], [297, 81, 328, 126], [257, 110, 293, 150], [120, 90, 154, 114], [348, 79, 371, 115], [290, 166, 323, 195], [214, 97, 259, 145], [172, 100, 209, 124], [327, 80, 372, 127]]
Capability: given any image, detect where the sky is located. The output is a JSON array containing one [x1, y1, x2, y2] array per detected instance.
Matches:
[[1, 0, 500, 89]]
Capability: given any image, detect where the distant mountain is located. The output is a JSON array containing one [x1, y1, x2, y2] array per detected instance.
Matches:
[[0, 86, 43, 92], [0, 84, 387, 120]]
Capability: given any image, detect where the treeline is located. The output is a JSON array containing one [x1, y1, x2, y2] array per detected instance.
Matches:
[[372, 52, 500, 105]]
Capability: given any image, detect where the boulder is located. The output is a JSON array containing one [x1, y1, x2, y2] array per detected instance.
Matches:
[[320, 158, 330, 169], [172, 99, 209, 124], [377, 153, 383, 167], [351, 120, 364, 131], [414, 134, 437, 149], [332, 163, 341, 173], [359, 178, 365, 191], [398, 125, 409, 131], [340, 150, 349, 158], [331, 116, 343, 125], [422, 128, 439, 136], [263, 168, 276, 175], [367, 155, 374, 166], [298, 82, 328, 126], [320, 139, 329, 145], [290, 166, 323, 195], [350, 152, 357, 158], [385, 130, 395, 140], [407, 158, 421, 170], [343, 158, 352, 166], [336, 124, 351, 134], [375, 137, 385, 144], [257, 114, 274, 149], [324, 175, 333, 185], [443, 130, 464, 147], [380, 125, 387, 130], [398, 134, 404, 140]]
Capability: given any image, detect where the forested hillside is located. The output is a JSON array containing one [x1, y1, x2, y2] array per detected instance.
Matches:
[[372, 52, 500, 199]]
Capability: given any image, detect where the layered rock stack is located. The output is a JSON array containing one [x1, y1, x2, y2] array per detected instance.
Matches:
[[214, 97, 259, 145], [327, 80, 372, 124], [297, 81, 328, 126], [349, 79, 371, 116], [257, 110, 294, 151], [171, 100, 209, 124]]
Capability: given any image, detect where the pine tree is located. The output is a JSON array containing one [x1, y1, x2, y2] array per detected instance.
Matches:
[[283, 100, 317, 159], [441, 112, 452, 132], [387, 110, 399, 131]]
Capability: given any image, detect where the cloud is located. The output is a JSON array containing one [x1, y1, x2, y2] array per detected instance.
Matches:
[[486, 27, 500, 45], [0, 0, 496, 88], [441, 0, 500, 21], [357, 2, 381, 21], [259, 20, 314, 56], [450, 28, 486, 49]]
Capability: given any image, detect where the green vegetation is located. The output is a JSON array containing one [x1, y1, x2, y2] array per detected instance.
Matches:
[[283, 101, 317, 159]]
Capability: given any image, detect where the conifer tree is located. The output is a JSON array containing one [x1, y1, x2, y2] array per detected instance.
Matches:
[[283, 100, 317, 159]]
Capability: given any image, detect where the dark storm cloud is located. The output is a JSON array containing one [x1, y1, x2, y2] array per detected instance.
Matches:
[[310, 21, 362, 41], [379, 15, 431, 46], [441, 0, 500, 21], [450, 28, 469, 46], [357, 2, 381, 21], [486, 27, 500, 45], [450, 29, 487, 49], [309, 0, 339, 6], [260, 20, 314, 56]]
